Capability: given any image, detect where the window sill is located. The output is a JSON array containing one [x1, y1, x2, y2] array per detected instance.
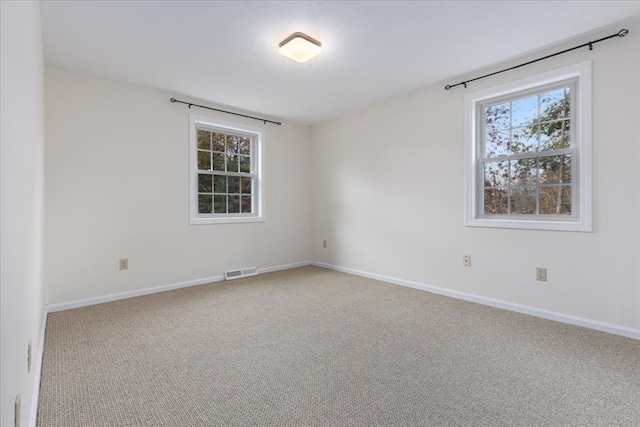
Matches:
[[190, 215, 266, 225], [465, 217, 592, 232]]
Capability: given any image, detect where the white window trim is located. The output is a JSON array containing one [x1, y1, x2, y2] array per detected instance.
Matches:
[[464, 60, 592, 232], [189, 114, 266, 225]]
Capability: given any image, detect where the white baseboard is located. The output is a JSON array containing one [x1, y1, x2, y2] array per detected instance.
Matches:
[[47, 275, 224, 313], [311, 261, 640, 341], [258, 261, 311, 274], [30, 307, 47, 427], [46, 261, 313, 313]]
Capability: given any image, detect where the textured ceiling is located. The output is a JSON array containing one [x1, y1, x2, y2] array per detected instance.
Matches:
[[40, 1, 640, 125]]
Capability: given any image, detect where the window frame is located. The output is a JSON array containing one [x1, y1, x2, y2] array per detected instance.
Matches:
[[189, 114, 265, 225], [464, 61, 592, 232]]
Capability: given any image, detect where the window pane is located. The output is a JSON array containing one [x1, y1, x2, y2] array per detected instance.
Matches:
[[212, 153, 225, 171], [511, 95, 538, 127], [197, 130, 210, 149], [510, 187, 537, 214], [485, 129, 510, 157], [511, 125, 538, 154], [239, 137, 251, 155], [485, 102, 510, 130], [240, 177, 252, 195], [562, 184, 573, 214], [214, 195, 227, 214], [484, 161, 508, 187], [197, 151, 211, 170], [484, 188, 508, 214], [539, 119, 570, 150], [241, 195, 252, 213], [198, 195, 212, 214], [228, 176, 240, 194], [226, 136, 239, 155], [214, 175, 227, 193], [226, 154, 238, 172], [239, 155, 251, 173], [540, 185, 571, 215], [198, 174, 212, 193], [509, 158, 537, 186], [212, 133, 225, 152], [539, 154, 571, 184], [228, 195, 240, 213], [541, 88, 570, 120]]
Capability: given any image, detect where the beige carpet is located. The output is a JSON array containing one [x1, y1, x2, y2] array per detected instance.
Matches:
[[37, 266, 640, 426]]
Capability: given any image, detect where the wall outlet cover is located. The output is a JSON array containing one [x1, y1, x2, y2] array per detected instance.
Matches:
[[536, 267, 547, 282]]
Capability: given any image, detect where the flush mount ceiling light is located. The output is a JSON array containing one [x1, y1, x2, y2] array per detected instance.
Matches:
[[278, 32, 322, 63]]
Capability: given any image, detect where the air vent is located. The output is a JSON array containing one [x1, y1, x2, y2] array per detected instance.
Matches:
[[224, 267, 258, 281]]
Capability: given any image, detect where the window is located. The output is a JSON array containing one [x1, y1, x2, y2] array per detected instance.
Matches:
[[190, 114, 265, 224], [464, 61, 592, 231]]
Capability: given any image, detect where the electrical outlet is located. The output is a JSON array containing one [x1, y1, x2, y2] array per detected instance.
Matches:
[[119, 258, 128, 270], [27, 340, 32, 373], [322, 240, 327, 248], [536, 267, 547, 282], [463, 255, 471, 267]]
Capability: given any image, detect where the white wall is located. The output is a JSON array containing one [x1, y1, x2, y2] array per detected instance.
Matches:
[[44, 67, 311, 304], [311, 19, 640, 332], [0, 2, 47, 426]]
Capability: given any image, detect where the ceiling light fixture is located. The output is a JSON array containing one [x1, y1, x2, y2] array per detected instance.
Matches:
[[278, 32, 322, 63]]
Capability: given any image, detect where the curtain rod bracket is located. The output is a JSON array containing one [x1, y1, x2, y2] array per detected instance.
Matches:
[[444, 28, 629, 90]]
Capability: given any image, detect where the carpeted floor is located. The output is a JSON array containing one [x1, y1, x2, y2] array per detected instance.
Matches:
[[37, 266, 640, 426]]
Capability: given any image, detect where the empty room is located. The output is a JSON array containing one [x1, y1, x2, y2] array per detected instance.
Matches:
[[2, 1, 639, 426]]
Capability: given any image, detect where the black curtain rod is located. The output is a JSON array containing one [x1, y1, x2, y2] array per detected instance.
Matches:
[[444, 28, 629, 90], [170, 98, 282, 126]]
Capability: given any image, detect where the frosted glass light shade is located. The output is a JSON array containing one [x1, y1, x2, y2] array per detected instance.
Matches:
[[278, 32, 322, 63]]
